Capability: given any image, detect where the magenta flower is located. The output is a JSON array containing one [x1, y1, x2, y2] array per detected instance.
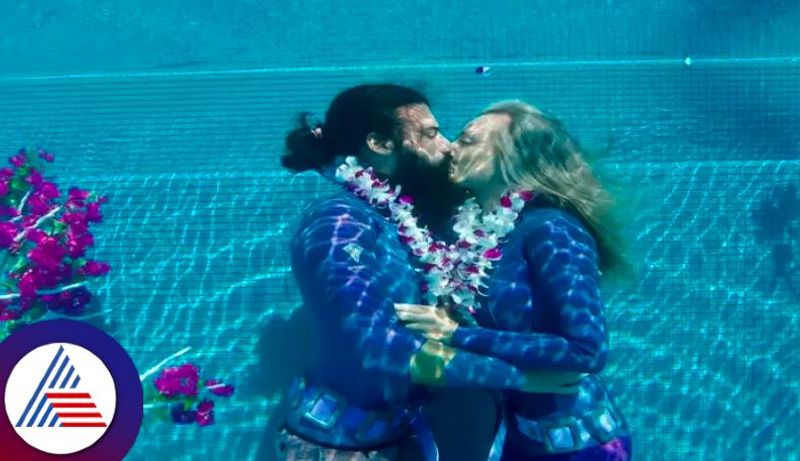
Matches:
[[398, 195, 414, 205], [28, 237, 67, 270], [67, 233, 94, 258], [0, 222, 18, 248], [0, 308, 21, 321], [62, 211, 88, 226], [18, 270, 40, 298], [80, 260, 110, 276], [67, 188, 90, 208], [26, 170, 43, 187], [63, 213, 89, 236], [473, 229, 486, 237], [204, 379, 235, 397], [0, 147, 109, 341], [155, 364, 200, 398], [483, 248, 503, 260], [0, 206, 19, 217], [27, 194, 53, 215], [195, 399, 215, 427], [85, 202, 103, 222], [500, 196, 513, 208], [457, 240, 471, 249], [37, 182, 60, 200], [9, 152, 26, 167], [25, 229, 49, 245], [464, 265, 480, 274], [38, 149, 54, 162]]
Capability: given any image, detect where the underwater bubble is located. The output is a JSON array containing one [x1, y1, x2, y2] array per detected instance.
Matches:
[[475, 66, 491, 76]]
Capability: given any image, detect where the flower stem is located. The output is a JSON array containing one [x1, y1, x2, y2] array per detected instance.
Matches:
[[0, 280, 88, 301], [13, 205, 62, 243], [139, 347, 192, 382], [11, 191, 32, 222]]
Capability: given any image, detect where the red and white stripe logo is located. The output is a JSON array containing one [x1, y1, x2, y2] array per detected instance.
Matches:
[[4, 343, 117, 454]]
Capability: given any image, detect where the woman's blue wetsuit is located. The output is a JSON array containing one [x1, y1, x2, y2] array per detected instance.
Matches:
[[449, 203, 633, 460]]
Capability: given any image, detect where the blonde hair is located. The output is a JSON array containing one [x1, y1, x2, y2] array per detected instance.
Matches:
[[484, 101, 632, 278]]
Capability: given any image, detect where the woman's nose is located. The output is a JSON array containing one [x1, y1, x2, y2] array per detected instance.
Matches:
[[449, 143, 462, 160]]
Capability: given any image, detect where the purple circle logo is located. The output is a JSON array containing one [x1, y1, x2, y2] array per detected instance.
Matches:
[[0, 320, 142, 460]]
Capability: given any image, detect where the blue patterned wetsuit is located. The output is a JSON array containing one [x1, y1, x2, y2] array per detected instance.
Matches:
[[450, 203, 633, 461], [283, 191, 542, 456]]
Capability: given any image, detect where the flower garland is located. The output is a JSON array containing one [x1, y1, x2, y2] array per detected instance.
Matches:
[[335, 156, 532, 314], [0, 148, 110, 341]]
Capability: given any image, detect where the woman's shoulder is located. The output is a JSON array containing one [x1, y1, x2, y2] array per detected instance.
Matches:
[[517, 205, 596, 249]]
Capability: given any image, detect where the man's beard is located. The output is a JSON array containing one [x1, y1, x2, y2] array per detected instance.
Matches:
[[392, 147, 467, 237]]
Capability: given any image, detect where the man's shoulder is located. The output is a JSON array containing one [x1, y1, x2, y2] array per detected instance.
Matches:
[[298, 192, 381, 228]]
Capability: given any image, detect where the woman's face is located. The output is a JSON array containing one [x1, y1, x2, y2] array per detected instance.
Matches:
[[450, 112, 510, 189]]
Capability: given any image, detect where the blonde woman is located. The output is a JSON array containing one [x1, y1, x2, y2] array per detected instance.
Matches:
[[396, 101, 633, 460]]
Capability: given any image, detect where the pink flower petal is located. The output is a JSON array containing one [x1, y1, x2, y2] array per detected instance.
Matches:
[[80, 260, 111, 276], [518, 190, 534, 201], [205, 379, 235, 397]]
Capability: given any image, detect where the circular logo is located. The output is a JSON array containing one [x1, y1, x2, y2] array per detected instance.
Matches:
[[6, 343, 117, 454], [0, 320, 142, 460]]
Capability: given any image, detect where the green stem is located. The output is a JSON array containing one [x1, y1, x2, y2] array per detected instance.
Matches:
[[14, 205, 62, 243], [139, 347, 193, 382], [0, 281, 89, 301]]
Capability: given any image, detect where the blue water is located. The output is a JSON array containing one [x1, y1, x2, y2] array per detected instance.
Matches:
[[1, 1, 799, 460]]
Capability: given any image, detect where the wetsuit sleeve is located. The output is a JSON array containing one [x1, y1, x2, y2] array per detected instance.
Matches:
[[291, 198, 424, 378], [291, 199, 545, 389], [450, 211, 608, 373]]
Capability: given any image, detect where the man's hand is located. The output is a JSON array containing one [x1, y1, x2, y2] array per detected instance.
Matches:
[[397, 303, 589, 394], [395, 303, 458, 344]]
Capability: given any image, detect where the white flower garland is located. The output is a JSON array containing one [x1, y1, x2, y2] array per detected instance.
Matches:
[[335, 156, 533, 315]]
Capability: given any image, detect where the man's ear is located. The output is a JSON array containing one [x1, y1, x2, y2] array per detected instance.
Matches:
[[366, 132, 395, 155]]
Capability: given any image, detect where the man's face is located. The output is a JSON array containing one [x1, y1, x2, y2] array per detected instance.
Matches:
[[388, 103, 466, 216], [394, 103, 452, 168]]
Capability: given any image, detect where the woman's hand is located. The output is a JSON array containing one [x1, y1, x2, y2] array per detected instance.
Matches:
[[395, 303, 459, 344]]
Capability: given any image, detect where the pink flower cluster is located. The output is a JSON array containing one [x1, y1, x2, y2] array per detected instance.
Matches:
[[0, 148, 110, 327], [152, 363, 235, 427]]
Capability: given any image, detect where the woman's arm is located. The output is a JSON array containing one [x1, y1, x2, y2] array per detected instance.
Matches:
[[407, 210, 609, 373]]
